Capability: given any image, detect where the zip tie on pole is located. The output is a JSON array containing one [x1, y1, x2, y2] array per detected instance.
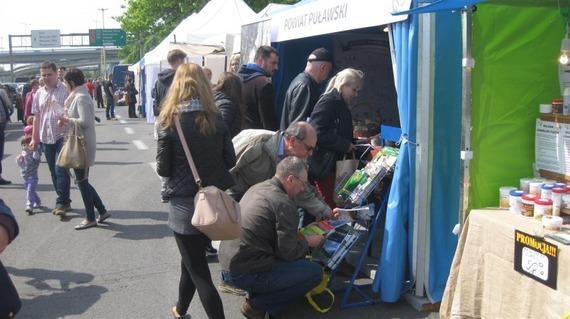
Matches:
[[400, 135, 418, 147]]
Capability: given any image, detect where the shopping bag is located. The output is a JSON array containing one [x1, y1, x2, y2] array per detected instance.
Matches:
[[305, 272, 334, 313], [56, 121, 87, 170], [333, 152, 359, 207]]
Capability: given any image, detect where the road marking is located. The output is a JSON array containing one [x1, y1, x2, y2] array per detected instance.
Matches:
[[124, 127, 134, 134], [133, 140, 148, 150], [150, 162, 162, 179]]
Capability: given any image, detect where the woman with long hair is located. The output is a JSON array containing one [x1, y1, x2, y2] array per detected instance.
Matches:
[[58, 68, 110, 230], [156, 63, 236, 319], [309, 68, 364, 208], [213, 71, 244, 137]]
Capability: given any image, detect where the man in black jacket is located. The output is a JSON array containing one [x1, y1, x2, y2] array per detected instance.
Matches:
[[152, 49, 187, 204], [238, 45, 280, 131], [151, 49, 187, 117], [280, 48, 334, 130]]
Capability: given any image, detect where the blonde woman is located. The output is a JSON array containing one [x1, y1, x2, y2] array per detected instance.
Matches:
[[309, 68, 364, 208], [156, 63, 236, 319], [229, 53, 240, 73]]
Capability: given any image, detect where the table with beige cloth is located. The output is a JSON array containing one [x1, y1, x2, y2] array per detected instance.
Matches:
[[440, 208, 570, 319]]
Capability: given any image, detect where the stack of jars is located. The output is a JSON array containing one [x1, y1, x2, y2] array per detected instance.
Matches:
[[502, 177, 567, 220]]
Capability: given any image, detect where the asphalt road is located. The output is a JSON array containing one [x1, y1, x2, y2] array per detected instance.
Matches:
[[0, 106, 440, 318]]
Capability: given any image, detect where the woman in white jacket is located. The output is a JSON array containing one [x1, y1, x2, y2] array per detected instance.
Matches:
[[58, 68, 110, 230]]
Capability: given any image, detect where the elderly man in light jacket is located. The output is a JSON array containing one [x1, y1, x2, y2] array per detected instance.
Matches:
[[228, 121, 334, 221]]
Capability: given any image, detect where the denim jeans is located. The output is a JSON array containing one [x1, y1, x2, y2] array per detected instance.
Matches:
[[73, 168, 106, 222], [105, 97, 115, 119], [42, 139, 71, 207], [222, 259, 322, 317]]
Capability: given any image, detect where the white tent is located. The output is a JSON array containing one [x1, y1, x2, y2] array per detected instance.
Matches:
[[138, 0, 257, 123]]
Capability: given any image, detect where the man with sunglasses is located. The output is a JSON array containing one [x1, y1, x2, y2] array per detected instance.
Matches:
[[229, 121, 333, 221], [219, 121, 337, 297]]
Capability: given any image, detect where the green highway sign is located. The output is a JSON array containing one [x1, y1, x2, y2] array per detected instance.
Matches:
[[89, 29, 127, 47]]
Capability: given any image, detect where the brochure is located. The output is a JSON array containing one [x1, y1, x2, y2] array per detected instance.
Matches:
[[310, 223, 362, 270], [335, 203, 375, 224]]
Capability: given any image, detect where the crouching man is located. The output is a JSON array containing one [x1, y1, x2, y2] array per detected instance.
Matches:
[[219, 156, 325, 319]]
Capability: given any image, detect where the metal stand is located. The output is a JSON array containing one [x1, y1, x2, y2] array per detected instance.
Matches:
[[331, 183, 391, 309]]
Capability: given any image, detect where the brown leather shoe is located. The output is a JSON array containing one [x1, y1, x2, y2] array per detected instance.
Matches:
[[241, 299, 266, 319]]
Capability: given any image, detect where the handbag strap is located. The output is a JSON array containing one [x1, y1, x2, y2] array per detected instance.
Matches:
[[174, 116, 202, 187]]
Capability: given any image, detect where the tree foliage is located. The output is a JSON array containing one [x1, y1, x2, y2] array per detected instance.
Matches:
[[116, 0, 298, 64]]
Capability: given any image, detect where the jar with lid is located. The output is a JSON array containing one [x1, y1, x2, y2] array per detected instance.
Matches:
[[551, 186, 566, 216], [521, 194, 538, 217], [534, 198, 553, 220], [509, 190, 526, 214], [541, 184, 554, 200], [553, 99, 563, 114]]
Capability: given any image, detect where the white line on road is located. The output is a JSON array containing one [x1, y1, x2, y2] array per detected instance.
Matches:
[[133, 140, 148, 150], [124, 127, 135, 134], [150, 162, 162, 179]]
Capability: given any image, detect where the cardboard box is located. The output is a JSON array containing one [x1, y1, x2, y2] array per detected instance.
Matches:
[[539, 169, 570, 183], [540, 113, 570, 124]]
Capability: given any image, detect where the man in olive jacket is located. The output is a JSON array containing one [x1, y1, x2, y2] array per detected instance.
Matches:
[[228, 121, 333, 221]]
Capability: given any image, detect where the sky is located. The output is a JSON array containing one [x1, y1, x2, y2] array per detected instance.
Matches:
[[0, 0, 126, 50]]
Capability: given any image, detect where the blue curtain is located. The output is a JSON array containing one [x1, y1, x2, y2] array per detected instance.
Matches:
[[373, 14, 418, 302]]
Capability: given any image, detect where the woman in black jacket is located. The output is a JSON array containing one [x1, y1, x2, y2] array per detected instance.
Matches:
[[213, 72, 244, 137], [156, 63, 236, 319], [309, 68, 364, 208]]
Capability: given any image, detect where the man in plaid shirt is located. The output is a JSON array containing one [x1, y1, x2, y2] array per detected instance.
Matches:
[[30, 61, 71, 217]]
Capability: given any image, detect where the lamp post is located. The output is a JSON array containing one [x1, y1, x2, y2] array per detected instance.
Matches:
[[98, 8, 108, 78], [20, 23, 30, 35]]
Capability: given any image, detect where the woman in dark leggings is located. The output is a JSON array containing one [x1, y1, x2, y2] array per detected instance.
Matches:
[[173, 233, 225, 318], [155, 63, 236, 319]]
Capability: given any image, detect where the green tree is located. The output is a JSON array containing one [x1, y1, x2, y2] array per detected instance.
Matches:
[[116, 0, 298, 64]]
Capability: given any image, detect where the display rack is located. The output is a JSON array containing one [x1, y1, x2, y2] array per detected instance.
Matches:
[[318, 146, 399, 309], [331, 182, 391, 309], [336, 147, 399, 206]]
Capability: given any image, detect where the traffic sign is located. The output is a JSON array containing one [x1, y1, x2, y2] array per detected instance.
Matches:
[[89, 29, 127, 47], [31, 30, 61, 48]]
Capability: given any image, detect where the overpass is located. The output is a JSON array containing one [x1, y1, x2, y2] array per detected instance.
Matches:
[[0, 33, 124, 80]]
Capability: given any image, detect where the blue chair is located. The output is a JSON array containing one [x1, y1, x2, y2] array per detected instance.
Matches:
[[380, 125, 402, 147]]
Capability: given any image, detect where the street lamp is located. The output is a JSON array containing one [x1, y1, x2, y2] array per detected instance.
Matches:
[[98, 8, 108, 78], [20, 22, 30, 35]]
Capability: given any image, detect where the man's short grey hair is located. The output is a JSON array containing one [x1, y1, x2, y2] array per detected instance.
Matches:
[[276, 156, 307, 179], [284, 121, 309, 140]]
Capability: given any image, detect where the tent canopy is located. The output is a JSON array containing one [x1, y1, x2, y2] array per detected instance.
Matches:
[[143, 0, 257, 65]]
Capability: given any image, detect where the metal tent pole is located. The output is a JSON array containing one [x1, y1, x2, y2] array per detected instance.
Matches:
[[459, 5, 476, 227]]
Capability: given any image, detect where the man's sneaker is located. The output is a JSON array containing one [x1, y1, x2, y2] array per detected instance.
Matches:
[[241, 298, 266, 319], [25, 206, 33, 215], [205, 244, 218, 256], [52, 204, 71, 216], [218, 281, 246, 296]]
